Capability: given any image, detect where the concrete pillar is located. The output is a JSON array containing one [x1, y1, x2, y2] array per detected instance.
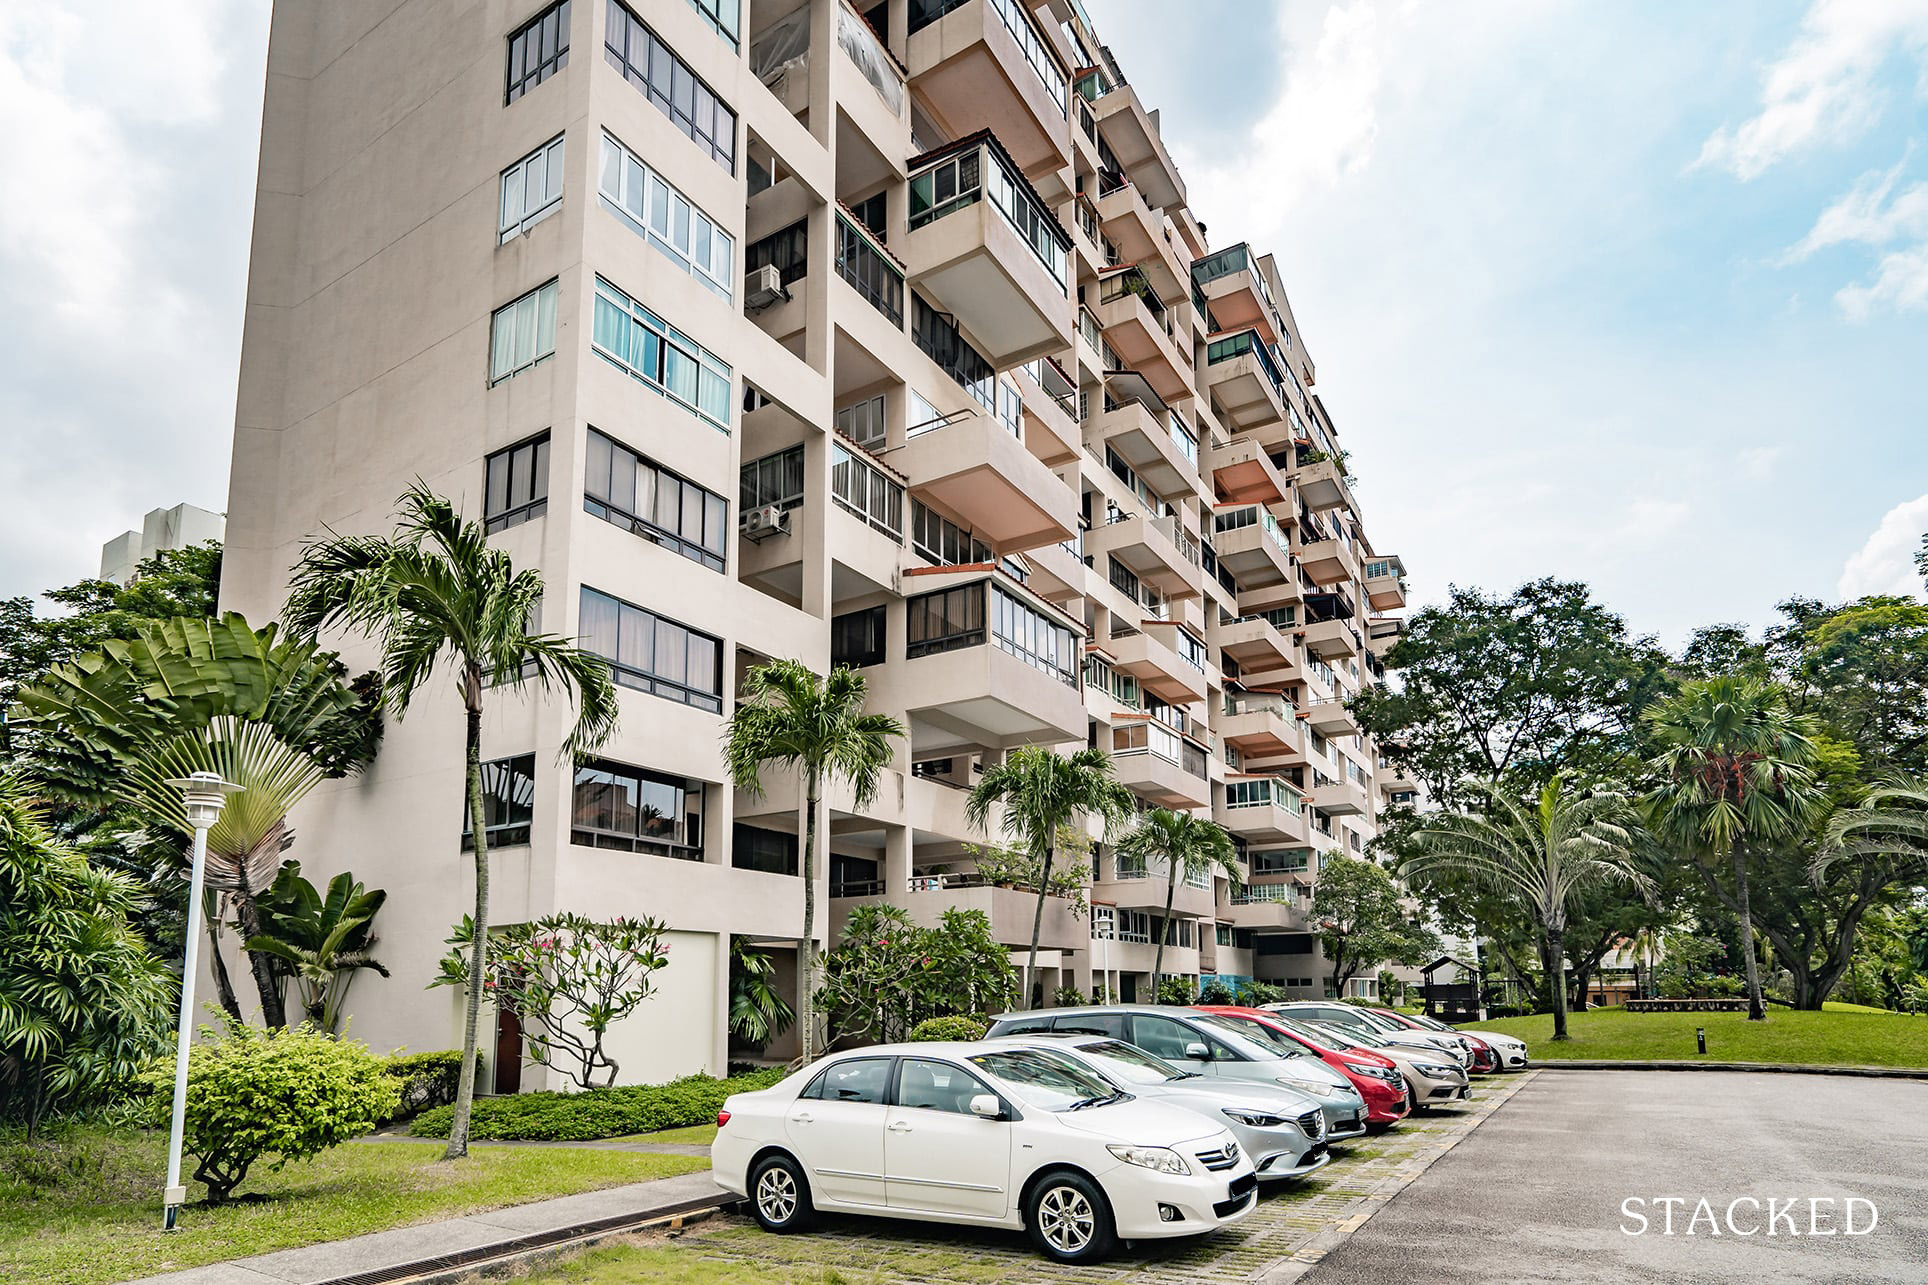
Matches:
[[883, 824, 912, 895]]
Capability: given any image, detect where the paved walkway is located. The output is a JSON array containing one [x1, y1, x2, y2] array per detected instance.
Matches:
[[120, 1170, 731, 1285]]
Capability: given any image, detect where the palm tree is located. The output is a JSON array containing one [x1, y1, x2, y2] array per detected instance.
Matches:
[[244, 862, 389, 1033], [284, 484, 618, 1159], [1819, 775, 1928, 882], [1403, 775, 1651, 1041], [728, 937, 796, 1049], [724, 660, 903, 1063], [966, 746, 1135, 1008], [1115, 809, 1240, 990], [1645, 675, 1820, 1022]]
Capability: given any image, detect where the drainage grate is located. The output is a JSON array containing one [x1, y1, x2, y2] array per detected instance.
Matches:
[[315, 1191, 744, 1285]]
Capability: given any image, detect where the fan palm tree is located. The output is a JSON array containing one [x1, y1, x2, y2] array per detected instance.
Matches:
[[724, 660, 903, 1063], [1115, 809, 1241, 989], [1403, 775, 1651, 1040], [244, 862, 389, 1033], [284, 483, 618, 1159], [966, 746, 1136, 1009], [1645, 675, 1820, 1022], [11, 614, 382, 1028]]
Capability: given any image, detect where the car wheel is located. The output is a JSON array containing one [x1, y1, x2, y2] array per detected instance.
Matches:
[[749, 1154, 814, 1234], [1026, 1170, 1116, 1264]]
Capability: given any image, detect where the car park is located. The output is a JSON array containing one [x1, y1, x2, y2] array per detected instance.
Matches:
[[1266, 1002, 1472, 1066], [1402, 1011, 1531, 1069], [990, 1032, 1333, 1182], [1237, 1010, 1471, 1106], [1363, 1008, 1496, 1072], [1195, 1006, 1414, 1127], [985, 1006, 1371, 1139], [712, 1041, 1258, 1264]]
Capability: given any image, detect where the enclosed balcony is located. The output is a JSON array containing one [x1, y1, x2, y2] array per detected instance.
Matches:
[[1220, 774, 1310, 845], [1192, 243, 1279, 342], [1110, 719, 1212, 809], [1092, 266, 1190, 403], [1364, 555, 1408, 611], [1087, 508, 1200, 597], [1097, 858, 1219, 918], [1295, 456, 1357, 515], [1217, 692, 1307, 763], [1366, 615, 1406, 657], [835, 871, 1087, 952], [886, 571, 1088, 749], [1216, 616, 1299, 688], [1207, 435, 1289, 507], [1211, 505, 1294, 589], [1092, 373, 1199, 494], [1202, 329, 1287, 432], [1078, 71, 1184, 209], [1295, 533, 1360, 587], [1105, 622, 1210, 704], [904, 134, 1073, 367], [893, 404, 1078, 552], [1302, 696, 1359, 738], [907, 0, 1073, 179], [1223, 882, 1307, 933]]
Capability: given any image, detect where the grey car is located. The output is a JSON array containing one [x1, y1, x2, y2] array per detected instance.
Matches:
[[991, 1033, 1333, 1181], [985, 1006, 1369, 1139]]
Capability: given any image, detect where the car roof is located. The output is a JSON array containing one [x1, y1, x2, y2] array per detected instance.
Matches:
[[986, 1005, 1205, 1020]]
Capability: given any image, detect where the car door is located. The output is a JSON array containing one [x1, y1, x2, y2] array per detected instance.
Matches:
[[1129, 1012, 1229, 1076], [882, 1057, 1012, 1219], [786, 1056, 892, 1209]]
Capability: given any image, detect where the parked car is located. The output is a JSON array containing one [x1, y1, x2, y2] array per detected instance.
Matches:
[[712, 1041, 1258, 1264], [1266, 1002, 1471, 1066], [988, 1032, 1332, 1181], [1225, 1009, 1470, 1107], [985, 1006, 1369, 1139], [1402, 1011, 1531, 1069], [1365, 1008, 1498, 1073], [1195, 1006, 1412, 1128]]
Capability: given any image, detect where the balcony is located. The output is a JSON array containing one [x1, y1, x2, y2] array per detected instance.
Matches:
[[1378, 761, 1419, 795], [893, 408, 1078, 552], [836, 874, 1087, 952], [1201, 330, 1287, 432], [1301, 616, 1362, 661], [1222, 882, 1307, 933], [888, 572, 1088, 749], [1097, 863, 1219, 919], [1295, 534, 1360, 587], [1088, 509, 1199, 597], [1092, 267, 1190, 403], [1016, 356, 1080, 466], [1111, 720, 1212, 809], [1207, 435, 1290, 507], [1302, 696, 1359, 738], [1104, 624, 1209, 704], [1364, 556, 1408, 611], [1295, 457, 1357, 515], [905, 135, 1073, 367], [1217, 694, 1307, 763], [907, 0, 1073, 180], [1080, 76, 1184, 209], [1094, 176, 1187, 302], [1211, 505, 1294, 590], [1220, 776, 1310, 845], [1216, 616, 1300, 687], [1192, 243, 1279, 343], [1310, 776, 1371, 816], [1092, 379, 1198, 495], [1366, 615, 1406, 657]]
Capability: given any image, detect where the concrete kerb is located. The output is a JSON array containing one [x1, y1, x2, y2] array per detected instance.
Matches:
[[1250, 1071, 1539, 1284], [1533, 1059, 1928, 1079]]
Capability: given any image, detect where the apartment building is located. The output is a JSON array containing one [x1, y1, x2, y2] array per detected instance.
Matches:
[[220, 0, 1413, 1091], [99, 502, 226, 584]]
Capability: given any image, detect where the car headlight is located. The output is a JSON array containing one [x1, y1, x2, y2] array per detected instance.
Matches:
[[1413, 1063, 1458, 1079], [1222, 1107, 1288, 1127], [1278, 1076, 1337, 1096], [1361, 1065, 1403, 1082], [1107, 1144, 1190, 1175]]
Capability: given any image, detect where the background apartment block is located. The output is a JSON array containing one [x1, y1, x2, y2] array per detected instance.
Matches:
[[99, 502, 226, 585], [221, 0, 1415, 1092]]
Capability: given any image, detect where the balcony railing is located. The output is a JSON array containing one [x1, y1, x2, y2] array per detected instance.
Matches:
[[1206, 328, 1286, 400], [909, 0, 1067, 113], [836, 213, 904, 326], [1231, 882, 1299, 906], [909, 136, 1069, 282], [1214, 504, 1291, 556]]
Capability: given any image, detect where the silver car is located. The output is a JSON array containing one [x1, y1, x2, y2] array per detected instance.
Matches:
[[1266, 1002, 1470, 1066], [992, 1033, 1332, 1182], [984, 1006, 1370, 1139]]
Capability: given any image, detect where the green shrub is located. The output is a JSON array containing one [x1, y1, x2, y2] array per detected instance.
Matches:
[[907, 1015, 988, 1042], [140, 1022, 399, 1203], [1155, 977, 1197, 1006], [1197, 981, 1234, 1005], [1052, 985, 1087, 1007], [410, 1067, 786, 1142], [383, 1050, 463, 1120]]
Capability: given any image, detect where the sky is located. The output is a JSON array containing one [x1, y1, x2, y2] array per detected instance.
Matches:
[[2, 0, 1925, 648]]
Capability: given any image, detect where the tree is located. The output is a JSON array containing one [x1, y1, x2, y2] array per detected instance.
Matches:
[[962, 827, 1093, 914], [0, 774, 175, 1136], [1645, 675, 1822, 1021], [12, 613, 383, 1028], [244, 862, 389, 1033], [1310, 853, 1440, 995], [1352, 579, 1668, 807], [284, 484, 619, 1159], [728, 937, 795, 1050], [1114, 809, 1240, 987], [1404, 776, 1652, 1040], [433, 911, 669, 1090], [1775, 597, 1928, 774], [724, 660, 904, 1062], [814, 905, 1017, 1043], [966, 746, 1135, 1008]]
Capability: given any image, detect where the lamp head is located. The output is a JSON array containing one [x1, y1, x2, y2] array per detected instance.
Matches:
[[163, 772, 243, 830]]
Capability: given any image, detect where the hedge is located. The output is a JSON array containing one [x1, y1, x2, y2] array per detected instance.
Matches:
[[410, 1067, 788, 1141], [907, 1015, 988, 1042], [383, 1051, 463, 1121]]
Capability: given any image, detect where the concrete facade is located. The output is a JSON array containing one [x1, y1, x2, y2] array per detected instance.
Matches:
[[99, 502, 226, 584], [221, 0, 1415, 1090]]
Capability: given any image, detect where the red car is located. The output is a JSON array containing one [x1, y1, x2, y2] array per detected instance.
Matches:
[[1368, 1008, 1498, 1074], [1199, 1006, 1411, 1128]]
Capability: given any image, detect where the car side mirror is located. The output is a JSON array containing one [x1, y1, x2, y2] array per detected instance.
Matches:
[[968, 1094, 1003, 1119], [1184, 1042, 1211, 1061]]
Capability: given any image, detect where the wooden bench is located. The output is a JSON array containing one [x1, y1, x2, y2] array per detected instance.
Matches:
[[1622, 998, 1748, 1013]]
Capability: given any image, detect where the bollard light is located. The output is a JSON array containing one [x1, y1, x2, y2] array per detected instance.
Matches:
[[160, 772, 243, 1231], [1696, 1027, 1707, 1055]]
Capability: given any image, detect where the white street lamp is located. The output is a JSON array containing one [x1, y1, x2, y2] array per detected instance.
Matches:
[[160, 771, 242, 1232]]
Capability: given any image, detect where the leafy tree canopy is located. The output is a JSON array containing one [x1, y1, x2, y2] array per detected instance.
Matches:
[[1310, 853, 1440, 990]]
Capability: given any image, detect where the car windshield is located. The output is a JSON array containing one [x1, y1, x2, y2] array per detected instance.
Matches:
[[1270, 1016, 1354, 1053], [970, 1048, 1127, 1111], [1210, 1014, 1308, 1055], [1066, 1039, 1194, 1084], [1191, 1014, 1300, 1058], [1312, 1021, 1392, 1050]]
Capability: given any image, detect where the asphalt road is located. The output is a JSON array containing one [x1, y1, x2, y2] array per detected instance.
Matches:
[[1304, 1069, 1928, 1284]]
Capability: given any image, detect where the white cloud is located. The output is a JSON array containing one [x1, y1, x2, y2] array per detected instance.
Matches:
[[1233, 0, 1387, 209], [1838, 493, 1928, 599], [1694, 0, 1928, 180], [1737, 445, 1787, 481], [1784, 155, 1928, 317]]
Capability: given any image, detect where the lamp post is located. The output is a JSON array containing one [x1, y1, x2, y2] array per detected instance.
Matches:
[[160, 771, 242, 1232]]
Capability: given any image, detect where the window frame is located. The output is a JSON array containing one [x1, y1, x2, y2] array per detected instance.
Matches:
[[461, 753, 536, 850], [597, 130, 734, 300], [506, 1, 573, 104], [489, 279, 559, 384], [485, 432, 551, 533], [584, 428, 729, 572], [500, 134, 566, 242], [578, 585, 724, 713], [591, 276, 732, 429], [570, 757, 708, 857]]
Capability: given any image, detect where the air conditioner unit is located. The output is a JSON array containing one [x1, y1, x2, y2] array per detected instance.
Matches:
[[741, 504, 791, 541], [744, 264, 787, 312]]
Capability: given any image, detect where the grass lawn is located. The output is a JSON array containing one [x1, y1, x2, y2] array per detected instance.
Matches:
[[0, 1127, 708, 1285], [1466, 1004, 1928, 1067], [515, 1225, 1034, 1285], [623, 1123, 719, 1146]]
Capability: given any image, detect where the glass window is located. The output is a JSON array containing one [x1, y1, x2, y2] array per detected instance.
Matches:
[[604, 1, 736, 172], [802, 1057, 892, 1104], [731, 823, 796, 874], [579, 586, 722, 712], [830, 443, 905, 541], [485, 433, 550, 532], [571, 758, 706, 856], [1051, 1013, 1126, 1039], [905, 584, 985, 657], [500, 135, 565, 241], [584, 429, 727, 572], [591, 276, 731, 428], [1130, 1014, 1209, 1061], [896, 1058, 995, 1114], [462, 754, 535, 849], [507, 1, 572, 103], [597, 131, 733, 300], [835, 395, 886, 450], [489, 280, 558, 383], [911, 296, 993, 411], [831, 606, 886, 668], [746, 220, 809, 286], [741, 445, 805, 512]]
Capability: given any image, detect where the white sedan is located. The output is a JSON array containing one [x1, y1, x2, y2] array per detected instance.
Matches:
[[713, 1040, 1259, 1264]]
